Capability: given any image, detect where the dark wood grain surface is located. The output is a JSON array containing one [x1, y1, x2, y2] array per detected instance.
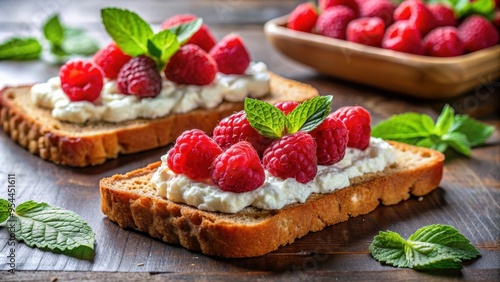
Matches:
[[0, 1, 499, 281]]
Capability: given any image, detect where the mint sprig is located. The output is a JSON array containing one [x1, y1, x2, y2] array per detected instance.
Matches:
[[101, 8, 202, 66], [0, 199, 95, 261], [369, 224, 480, 269], [372, 105, 494, 156], [0, 14, 99, 61], [43, 14, 99, 58], [244, 95, 332, 138]]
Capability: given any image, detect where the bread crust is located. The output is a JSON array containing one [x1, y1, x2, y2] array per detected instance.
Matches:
[[100, 141, 444, 258], [0, 73, 317, 167]]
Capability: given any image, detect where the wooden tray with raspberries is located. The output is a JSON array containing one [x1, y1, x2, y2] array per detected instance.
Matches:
[[0, 9, 318, 167], [265, 0, 500, 98], [100, 96, 445, 258]]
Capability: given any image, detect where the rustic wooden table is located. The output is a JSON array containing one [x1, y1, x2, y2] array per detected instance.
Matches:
[[0, 1, 499, 281]]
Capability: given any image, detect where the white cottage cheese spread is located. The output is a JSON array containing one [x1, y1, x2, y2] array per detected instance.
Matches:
[[152, 137, 396, 213], [30, 62, 270, 123]]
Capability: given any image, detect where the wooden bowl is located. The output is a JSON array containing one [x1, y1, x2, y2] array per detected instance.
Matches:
[[264, 15, 500, 99]]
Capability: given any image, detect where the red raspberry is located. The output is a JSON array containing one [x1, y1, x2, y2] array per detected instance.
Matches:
[[359, 0, 395, 27], [332, 106, 371, 150], [347, 17, 385, 47], [319, 0, 359, 14], [59, 59, 103, 102], [288, 2, 319, 33], [382, 21, 424, 55], [274, 101, 299, 115], [212, 111, 272, 157], [92, 42, 131, 79], [209, 34, 250, 75], [165, 44, 217, 85], [458, 15, 499, 53], [160, 14, 217, 52], [211, 141, 265, 193], [423, 27, 464, 57], [394, 0, 436, 35], [263, 132, 317, 184], [309, 115, 348, 165], [428, 4, 457, 27], [167, 129, 222, 180], [316, 6, 357, 40], [117, 56, 162, 98]]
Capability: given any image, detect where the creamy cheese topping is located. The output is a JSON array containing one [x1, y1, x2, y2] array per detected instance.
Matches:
[[152, 137, 396, 213], [31, 62, 270, 123]]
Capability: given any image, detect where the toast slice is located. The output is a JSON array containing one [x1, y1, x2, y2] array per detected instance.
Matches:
[[0, 73, 317, 167], [100, 141, 444, 258]]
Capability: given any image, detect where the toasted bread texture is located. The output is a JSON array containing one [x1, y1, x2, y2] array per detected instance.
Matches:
[[100, 141, 444, 258], [0, 73, 317, 167]]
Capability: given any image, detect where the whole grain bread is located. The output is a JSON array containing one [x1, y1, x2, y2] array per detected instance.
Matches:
[[0, 73, 317, 167], [100, 141, 444, 258]]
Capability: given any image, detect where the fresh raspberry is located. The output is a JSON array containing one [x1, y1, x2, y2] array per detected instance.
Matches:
[[116, 56, 162, 98], [319, 0, 359, 15], [288, 2, 319, 33], [262, 132, 317, 184], [309, 115, 348, 165], [423, 27, 464, 57], [316, 6, 357, 40], [92, 42, 131, 79], [167, 129, 222, 180], [165, 44, 217, 85], [382, 21, 424, 55], [209, 34, 250, 75], [332, 106, 371, 150], [59, 59, 103, 102], [394, 0, 436, 35], [212, 111, 272, 157], [458, 15, 499, 53], [347, 17, 385, 47], [211, 141, 265, 193], [160, 14, 217, 52], [274, 101, 299, 115], [359, 0, 395, 27], [428, 4, 457, 27]]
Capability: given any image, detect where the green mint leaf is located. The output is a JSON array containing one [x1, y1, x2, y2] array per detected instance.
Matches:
[[415, 137, 436, 148], [432, 142, 449, 153], [101, 8, 153, 57], [286, 95, 332, 133], [370, 224, 480, 270], [147, 39, 162, 60], [0, 199, 11, 224], [442, 132, 471, 156], [408, 224, 480, 261], [245, 98, 288, 139], [61, 27, 99, 56], [405, 241, 463, 269], [369, 230, 410, 268], [167, 18, 203, 45], [372, 112, 434, 141], [13, 200, 95, 260], [450, 115, 494, 147], [43, 14, 64, 46], [0, 37, 42, 60], [434, 104, 455, 137], [150, 29, 180, 62]]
